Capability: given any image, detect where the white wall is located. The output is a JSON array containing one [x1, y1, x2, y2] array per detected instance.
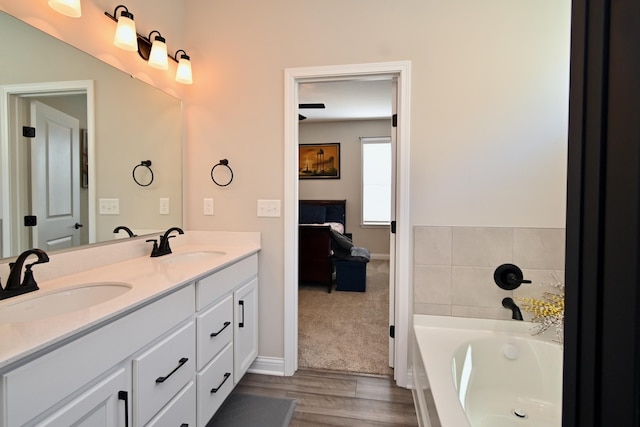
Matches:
[[183, 0, 570, 360], [299, 119, 391, 255]]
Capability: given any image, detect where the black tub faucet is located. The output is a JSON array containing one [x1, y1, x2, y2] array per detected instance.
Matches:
[[149, 227, 184, 257], [502, 297, 524, 320], [1, 249, 49, 300]]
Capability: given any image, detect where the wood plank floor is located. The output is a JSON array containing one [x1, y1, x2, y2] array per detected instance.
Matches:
[[233, 368, 419, 426]]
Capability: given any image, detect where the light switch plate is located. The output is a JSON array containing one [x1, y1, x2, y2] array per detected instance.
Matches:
[[204, 198, 214, 216], [257, 199, 281, 217], [99, 198, 119, 215], [159, 198, 170, 215]]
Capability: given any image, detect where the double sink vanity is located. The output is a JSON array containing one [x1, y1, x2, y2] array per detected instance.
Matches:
[[0, 231, 261, 426]]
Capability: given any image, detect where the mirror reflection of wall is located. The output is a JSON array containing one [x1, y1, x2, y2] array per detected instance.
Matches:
[[0, 11, 183, 260]]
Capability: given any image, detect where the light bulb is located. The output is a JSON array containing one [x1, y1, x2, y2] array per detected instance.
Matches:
[[113, 10, 137, 52], [49, 0, 82, 18], [148, 35, 169, 70], [175, 53, 193, 85]]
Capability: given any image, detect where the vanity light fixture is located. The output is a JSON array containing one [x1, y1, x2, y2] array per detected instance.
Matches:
[[48, 0, 82, 18], [147, 31, 169, 70], [174, 50, 193, 85], [104, 7, 195, 84], [108, 5, 138, 52]]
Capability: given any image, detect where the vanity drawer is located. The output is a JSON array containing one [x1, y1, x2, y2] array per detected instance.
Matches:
[[145, 381, 196, 427], [196, 294, 233, 370], [196, 254, 257, 310], [133, 321, 195, 426], [196, 343, 233, 427]]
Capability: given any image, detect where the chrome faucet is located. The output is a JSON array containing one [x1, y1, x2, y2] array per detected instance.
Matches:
[[148, 227, 184, 257], [113, 226, 137, 237], [1, 249, 50, 300]]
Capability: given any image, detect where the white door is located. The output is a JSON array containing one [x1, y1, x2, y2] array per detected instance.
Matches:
[[31, 100, 81, 251], [388, 79, 398, 368], [37, 367, 129, 427], [234, 278, 259, 381]]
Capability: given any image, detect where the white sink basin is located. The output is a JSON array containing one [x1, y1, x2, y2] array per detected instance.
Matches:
[[0, 282, 132, 323], [158, 251, 226, 265]]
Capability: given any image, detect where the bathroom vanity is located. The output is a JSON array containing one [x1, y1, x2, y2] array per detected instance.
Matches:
[[0, 231, 260, 427]]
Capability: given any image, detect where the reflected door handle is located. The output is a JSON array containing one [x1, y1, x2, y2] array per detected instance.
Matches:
[[74, 222, 83, 229]]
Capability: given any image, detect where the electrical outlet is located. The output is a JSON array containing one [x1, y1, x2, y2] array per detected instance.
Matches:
[[204, 198, 214, 215], [159, 198, 170, 215], [257, 199, 281, 217], [99, 198, 119, 215]]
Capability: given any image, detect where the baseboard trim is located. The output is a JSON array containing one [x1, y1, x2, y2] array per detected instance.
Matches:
[[248, 356, 286, 376], [248, 356, 413, 390]]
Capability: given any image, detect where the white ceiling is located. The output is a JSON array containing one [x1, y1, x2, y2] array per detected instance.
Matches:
[[298, 79, 393, 122]]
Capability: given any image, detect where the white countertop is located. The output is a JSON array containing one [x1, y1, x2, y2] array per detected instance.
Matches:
[[0, 231, 260, 371]]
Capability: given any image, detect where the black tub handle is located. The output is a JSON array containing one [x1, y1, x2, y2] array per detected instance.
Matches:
[[155, 357, 189, 383]]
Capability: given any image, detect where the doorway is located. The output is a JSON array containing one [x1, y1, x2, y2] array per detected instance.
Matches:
[[297, 80, 394, 374], [283, 61, 412, 387], [0, 81, 95, 258]]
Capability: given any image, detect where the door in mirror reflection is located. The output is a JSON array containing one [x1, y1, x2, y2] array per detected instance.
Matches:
[[31, 100, 82, 252], [3, 89, 89, 257]]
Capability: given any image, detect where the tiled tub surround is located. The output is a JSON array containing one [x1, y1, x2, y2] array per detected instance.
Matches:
[[414, 226, 565, 320], [0, 231, 260, 368]]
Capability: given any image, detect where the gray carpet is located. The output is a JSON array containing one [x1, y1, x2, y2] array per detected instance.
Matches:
[[206, 393, 297, 427], [298, 259, 392, 375]]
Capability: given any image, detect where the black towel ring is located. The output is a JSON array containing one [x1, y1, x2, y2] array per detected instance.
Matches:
[[133, 160, 154, 187], [211, 159, 234, 187]]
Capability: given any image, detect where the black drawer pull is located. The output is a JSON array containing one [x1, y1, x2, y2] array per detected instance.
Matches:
[[155, 357, 189, 383], [210, 321, 231, 337], [118, 391, 129, 427], [180, 424, 189, 427], [239, 300, 245, 328], [211, 372, 231, 393]]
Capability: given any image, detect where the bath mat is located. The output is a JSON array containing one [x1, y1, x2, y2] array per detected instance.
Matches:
[[206, 393, 297, 427]]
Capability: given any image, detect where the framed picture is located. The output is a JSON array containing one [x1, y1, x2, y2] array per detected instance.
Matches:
[[299, 143, 340, 179]]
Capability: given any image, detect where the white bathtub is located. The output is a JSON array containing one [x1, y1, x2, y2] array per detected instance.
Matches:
[[412, 315, 563, 427]]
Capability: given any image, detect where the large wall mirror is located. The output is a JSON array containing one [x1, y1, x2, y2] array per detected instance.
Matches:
[[0, 11, 183, 260]]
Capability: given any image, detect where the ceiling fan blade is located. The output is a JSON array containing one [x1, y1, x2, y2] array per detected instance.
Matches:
[[299, 103, 325, 109]]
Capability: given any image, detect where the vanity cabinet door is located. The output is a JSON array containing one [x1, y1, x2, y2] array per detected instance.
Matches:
[[36, 366, 130, 427], [233, 277, 258, 382]]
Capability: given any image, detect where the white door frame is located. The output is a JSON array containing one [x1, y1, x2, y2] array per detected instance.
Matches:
[[283, 61, 412, 387], [0, 81, 95, 258]]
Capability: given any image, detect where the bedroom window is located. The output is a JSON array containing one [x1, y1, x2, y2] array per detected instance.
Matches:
[[361, 136, 392, 225]]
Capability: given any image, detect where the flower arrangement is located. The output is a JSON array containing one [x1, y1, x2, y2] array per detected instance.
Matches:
[[518, 280, 565, 343]]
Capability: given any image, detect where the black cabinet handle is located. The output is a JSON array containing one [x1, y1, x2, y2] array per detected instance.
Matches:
[[180, 424, 189, 427], [211, 372, 231, 393], [239, 300, 245, 328], [118, 391, 129, 427], [210, 321, 231, 337], [155, 357, 189, 383]]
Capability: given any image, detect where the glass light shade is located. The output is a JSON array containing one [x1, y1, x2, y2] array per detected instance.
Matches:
[[176, 56, 193, 85], [48, 0, 82, 18], [113, 13, 137, 51], [148, 38, 169, 70]]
